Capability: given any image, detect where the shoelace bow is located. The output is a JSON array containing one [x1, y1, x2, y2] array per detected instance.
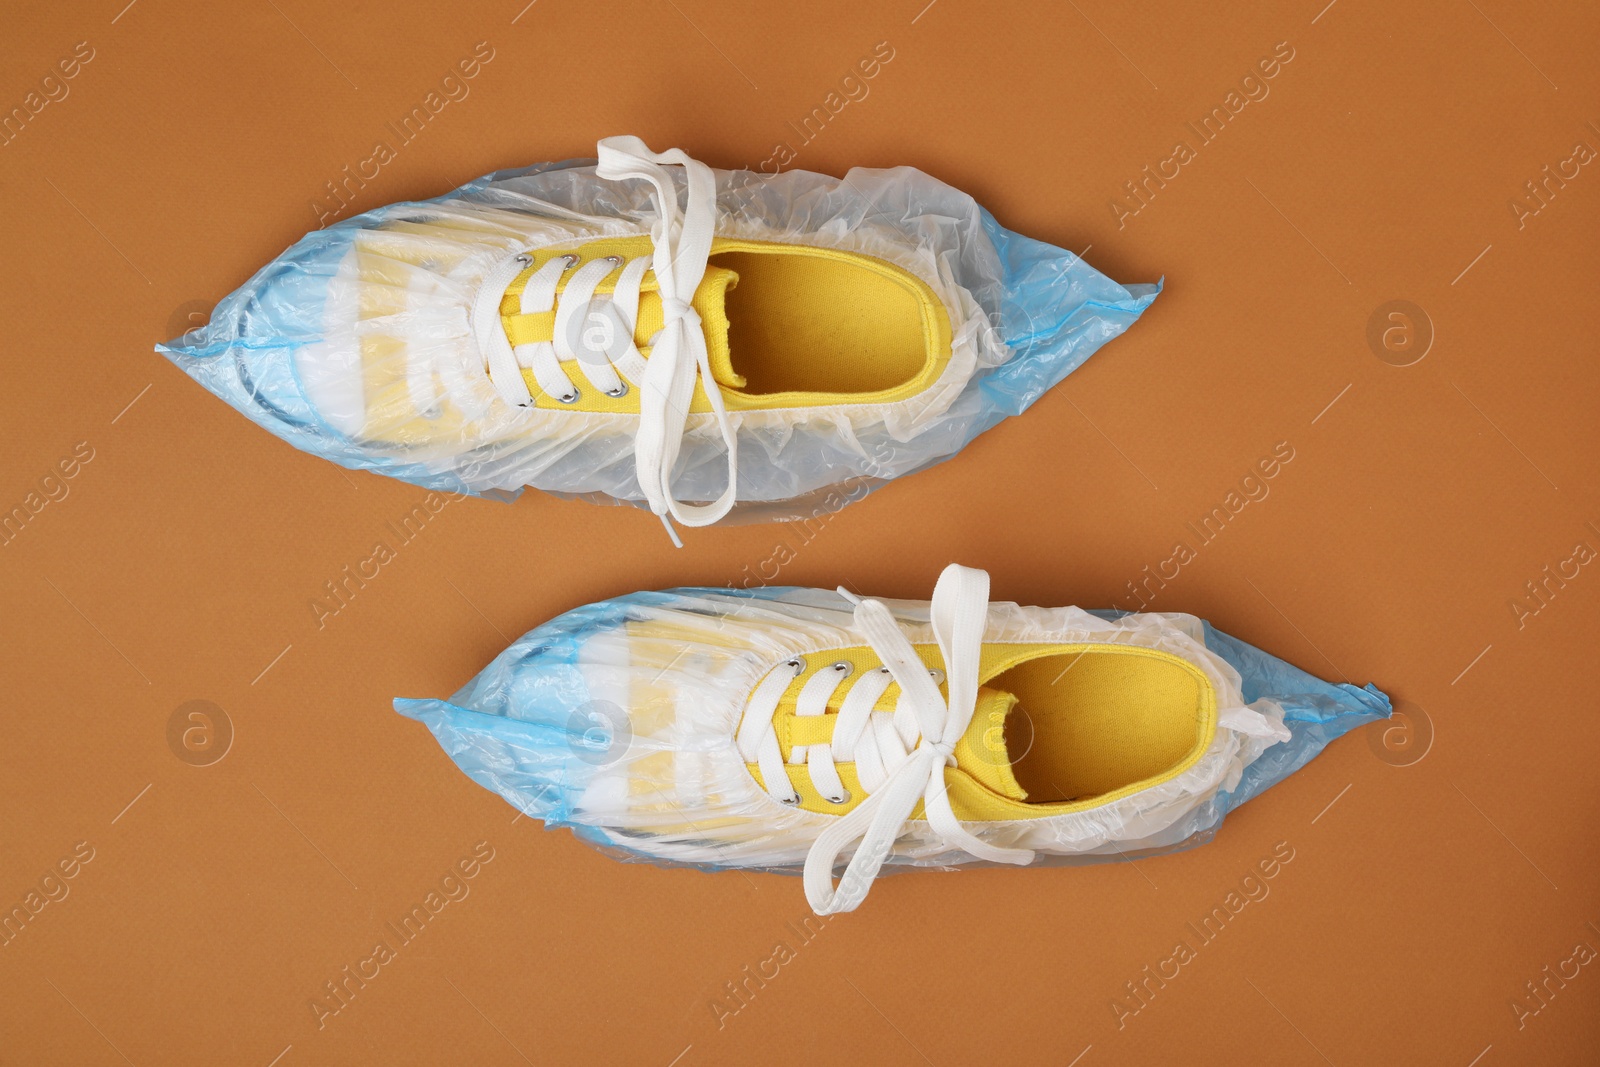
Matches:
[[466, 136, 737, 545], [741, 564, 1036, 914]]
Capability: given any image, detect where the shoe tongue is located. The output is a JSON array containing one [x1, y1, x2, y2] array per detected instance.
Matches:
[[632, 265, 745, 390], [951, 687, 1029, 802]]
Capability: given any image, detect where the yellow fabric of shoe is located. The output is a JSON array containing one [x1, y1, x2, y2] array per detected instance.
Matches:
[[396, 561, 1385, 916], [352, 230, 952, 441], [740, 642, 1217, 822], [164, 134, 1165, 532]]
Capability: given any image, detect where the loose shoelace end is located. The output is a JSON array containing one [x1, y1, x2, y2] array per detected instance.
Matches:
[[658, 511, 685, 549]]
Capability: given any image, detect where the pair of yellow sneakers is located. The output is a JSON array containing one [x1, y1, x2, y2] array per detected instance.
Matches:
[[162, 137, 1388, 913]]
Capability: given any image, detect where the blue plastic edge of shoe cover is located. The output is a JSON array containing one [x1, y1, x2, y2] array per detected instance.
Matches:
[[394, 590, 679, 834], [975, 207, 1160, 423], [154, 166, 1159, 509], [394, 588, 1390, 876], [1198, 620, 1390, 816]]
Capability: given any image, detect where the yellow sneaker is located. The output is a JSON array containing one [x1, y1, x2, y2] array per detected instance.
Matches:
[[396, 564, 1390, 913], [159, 136, 1158, 539]]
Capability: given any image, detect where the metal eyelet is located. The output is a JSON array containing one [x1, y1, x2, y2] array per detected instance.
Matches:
[[928, 668, 946, 686], [604, 382, 629, 398], [514, 252, 532, 266], [878, 666, 892, 675], [825, 789, 852, 805], [779, 794, 800, 805], [558, 254, 579, 269], [830, 661, 854, 678], [785, 657, 805, 676], [558, 390, 580, 404], [602, 255, 623, 265]]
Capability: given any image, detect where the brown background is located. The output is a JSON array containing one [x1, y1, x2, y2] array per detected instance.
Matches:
[[2, 0, 1597, 1063]]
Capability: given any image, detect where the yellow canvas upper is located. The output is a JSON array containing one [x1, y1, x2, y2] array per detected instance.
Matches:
[[740, 641, 1218, 823], [494, 235, 953, 415], [346, 224, 956, 443]]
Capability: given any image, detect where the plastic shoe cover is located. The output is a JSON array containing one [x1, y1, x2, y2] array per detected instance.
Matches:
[[157, 136, 1159, 529], [395, 564, 1389, 914]]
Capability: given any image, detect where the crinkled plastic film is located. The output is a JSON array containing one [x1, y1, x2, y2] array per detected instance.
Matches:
[[395, 586, 1389, 878], [159, 157, 1158, 521]]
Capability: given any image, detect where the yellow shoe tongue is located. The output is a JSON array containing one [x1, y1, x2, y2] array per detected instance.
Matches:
[[952, 687, 1029, 801], [631, 265, 745, 390]]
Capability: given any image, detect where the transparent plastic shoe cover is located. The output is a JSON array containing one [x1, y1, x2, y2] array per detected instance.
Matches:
[[157, 139, 1160, 525], [395, 568, 1389, 913]]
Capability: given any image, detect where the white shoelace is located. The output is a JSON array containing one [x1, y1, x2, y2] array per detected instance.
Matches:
[[461, 136, 738, 544], [736, 564, 1037, 914]]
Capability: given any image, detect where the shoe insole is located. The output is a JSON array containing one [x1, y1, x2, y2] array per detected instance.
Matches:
[[711, 249, 928, 395], [998, 650, 1209, 804]]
